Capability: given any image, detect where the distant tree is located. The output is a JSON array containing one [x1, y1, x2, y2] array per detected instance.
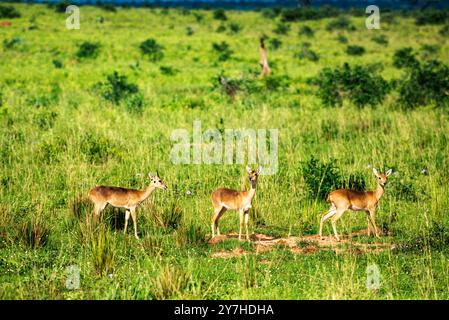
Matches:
[[298, 0, 312, 7]]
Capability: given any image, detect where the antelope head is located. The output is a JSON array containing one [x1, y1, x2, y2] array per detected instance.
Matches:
[[372, 168, 393, 187], [148, 172, 168, 190]]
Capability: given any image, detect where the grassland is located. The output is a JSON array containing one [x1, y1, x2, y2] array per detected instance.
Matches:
[[0, 3, 448, 299]]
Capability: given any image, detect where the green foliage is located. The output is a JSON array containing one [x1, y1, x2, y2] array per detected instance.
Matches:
[[139, 38, 164, 62], [76, 42, 100, 59], [336, 34, 348, 44], [269, 38, 282, 50], [159, 65, 178, 76], [314, 63, 389, 108], [273, 22, 290, 35], [229, 22, 242, 34], [0, 5, 21, 18], [281, 6, 340, 22], [80, 132, 122, 164], [3, 37, 22, 50], [415, 9, 449, 26], [53, 1, 70, 13], [398, 59, 449, 109], [33, 110, 58, 130], [393, 48, 419, 69], [212, 41, 233, 61], [398, 222, 449, 252], [301, 157, 341, 200], [372, 34, 389, 46], [261, 7, 282, 19], [346, 45, 366, 56], [124, 92, 145, 114], [174, 223, 207, 248], [213, 8, 227, 21], [96, 2, 117, 12], [298, 25, 314, 37], [295, 42, 319, 62], [96, 71, 139, 104], [326, 16, 356, 32]]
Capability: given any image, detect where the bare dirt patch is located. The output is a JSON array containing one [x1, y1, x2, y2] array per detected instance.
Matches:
[[209, 230, 392, 258]]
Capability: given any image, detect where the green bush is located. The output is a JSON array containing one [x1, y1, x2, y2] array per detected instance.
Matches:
[[326, 16, 356, 32], [80, 132, 122, 164], [393, 48, 419, 69], [398, 59, 449, 109], [295, 42, 319, 62], [263, 75, 291, 91], [229, 23, 242, 34], [212, 41, 233, 61], [301, 157, 341, 200], [273, 22, 290, 35], [139, 38, 164, 62], [21, 215, 50, 249], [281, 6, 340, 22], [90, 225, 116, 277], [314, 63, 389, 108], [336, 34, 348, 44], [124, 93, 145, 114], [159, 65, 179, 76], [213, 8, 227, 21], [298, 25, 314, 37], [269, 38, 282, 50], [0, 5, 21, 18], [372, 34, 388, 46], [346, 45, 365, 56], [96, 71, 139, 104], [3, 37, 22, 50], [53, 1, 70, 13], [76, 42, 100, 59], [415, 9, 448, 26]]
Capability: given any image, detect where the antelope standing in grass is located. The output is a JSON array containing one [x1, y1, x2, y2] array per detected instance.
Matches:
[[319, 168, 392, 241], [88, 173, 167, 239], [211, 166, 262, 241]]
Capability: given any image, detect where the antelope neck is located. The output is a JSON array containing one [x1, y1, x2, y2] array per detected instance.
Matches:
[[142, 185, 157, 199], [375, 183, 384, 201]]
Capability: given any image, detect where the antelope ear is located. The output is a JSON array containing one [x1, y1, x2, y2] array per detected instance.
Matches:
[[246, 166, 252, 174], [257, 166, 262, 175], [372, 167, 380, 177], [386, 169, 393, 177], [148, 172, 154, 178]]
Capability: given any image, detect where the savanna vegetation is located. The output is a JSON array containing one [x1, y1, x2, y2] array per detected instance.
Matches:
[[0, 3, 448, 299]]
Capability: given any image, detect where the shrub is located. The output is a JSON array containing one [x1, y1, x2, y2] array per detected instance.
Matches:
[[263, 74, 291, 91], [213, 8, 227, 21], [415, 9, 448, 26], [3, 37, 22, 50], [398, 59, 449, 109], [372, 34, 388, 46], [52, 59, 63, 69], [0, 5, 21, 18], [215, 24, 226, 33], [185, 26, 194, 36], [229, 23, 241, 34], [76, 41, 100, 59], [148, 201, 182, 231], [159, 65, 178, 76], [346, 45, 365, 56], [97, 71, 139, 104], [336, 34, 348, 44], [193, 12, 204, 23], [326, 16, 355, 31], [261, 7, 280, 19], [301, 157, 341, 200], [393, 48, 419, 69], [281, 6, 340, 22], [298, 25, 314, 37], [124, 93, 145, 114], [139, 38, 164, 62], [273, 22, 290, 35], [269, 38, 282, 50], [54, 1, 70, 13], [295, 42, 319, 62], [96, 2, 117, 12], [420, 44, 440, 59], [314, 63, 390, 108], [212, 41, 233, 61], [439, 24, 449, 37]]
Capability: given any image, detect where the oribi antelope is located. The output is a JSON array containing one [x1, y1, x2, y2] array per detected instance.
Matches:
[[211, 166, 262, 241], [319, 167, 392, 241], [88, 172, 167, 239]]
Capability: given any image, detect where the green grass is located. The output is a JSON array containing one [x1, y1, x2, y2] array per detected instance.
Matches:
[[0, 4, 448, 299]]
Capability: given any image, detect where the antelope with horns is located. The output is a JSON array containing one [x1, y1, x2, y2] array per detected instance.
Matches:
[[88, 172, 167, 239], [319, 168, 393, 241], [211, 166, 262, 241]]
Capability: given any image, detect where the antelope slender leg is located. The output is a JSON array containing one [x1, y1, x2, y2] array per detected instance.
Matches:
[[130, 208, 139, 239], [319, 207, 337, 238], [244, 210, 250, 241], [331, 209, 345, 242], [366, 214, 372, 236], [369, 209, 380, 238], [239, 209, 244, 241], [124, 210, 130, 236], [211, 206, 226, 238]]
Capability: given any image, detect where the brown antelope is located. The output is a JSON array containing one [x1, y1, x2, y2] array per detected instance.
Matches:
[[211, 166, 262, 241], [319, 168, 392, 241], [259, 37, 271, 77], [88, 173, 167, 239]]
